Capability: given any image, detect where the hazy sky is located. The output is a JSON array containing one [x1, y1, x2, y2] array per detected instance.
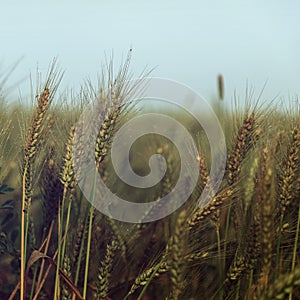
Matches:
[[1, 1, 299, 105]]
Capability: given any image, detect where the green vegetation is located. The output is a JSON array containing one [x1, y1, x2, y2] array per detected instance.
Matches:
[[0, 57, 300, 299]]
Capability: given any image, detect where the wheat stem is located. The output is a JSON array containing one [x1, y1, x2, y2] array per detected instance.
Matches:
[[83, 169, 97, 299], [54, 187, 67, 300], [20, 168, 27, 300]]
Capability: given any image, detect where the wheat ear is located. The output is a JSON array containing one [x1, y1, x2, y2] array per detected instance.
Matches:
[[21, 65, 61, 299]]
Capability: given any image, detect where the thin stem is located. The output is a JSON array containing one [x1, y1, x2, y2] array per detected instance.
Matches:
[[20, 168, 27, 300], [33, 249, 58, 300], [72, 211, 89, 300], [136, 259, 165, 300], [29, 266, 38, 299], [223, 202, 232, 276], [36, 221, 54, 292], [54, 187, 67, 300], [215, 224, 223, 300], [83, 169, 97, 299], [61, 193, 73, 260], [247, 269, 254, 300]]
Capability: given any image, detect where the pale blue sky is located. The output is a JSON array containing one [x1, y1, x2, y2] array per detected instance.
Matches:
[[1, 1, 299, 104]]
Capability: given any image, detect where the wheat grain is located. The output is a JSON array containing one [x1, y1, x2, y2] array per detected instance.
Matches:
[[188, 188, 233, 228], [169, 210, 187, 300], [278, 128, 300, 213], [95, 239, 117, 300], [226, 112, 256, 185]]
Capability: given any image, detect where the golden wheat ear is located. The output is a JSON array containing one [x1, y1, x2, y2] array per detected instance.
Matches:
[[168, 210, 188, 299], [278, 127, 300, 214], [20, 60, 62, 300], [188, 188, 234, 228], [94, 239, 117, 299], [255, 147, 275, 290]]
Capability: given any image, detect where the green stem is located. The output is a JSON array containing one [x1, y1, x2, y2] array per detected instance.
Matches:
[[72, 178, 89, 298], [82, 170, 97, 299], [54, 187, 67, 300], [30, 265, 39, 299], [74, 213, 89, 289], [247, 269, 254, 300], [20, 167, 28, 300], [223, 202, 232, 275], [61, 193, 73, 260], [136, 259, 165, 300], [215, 224, 223, 300]]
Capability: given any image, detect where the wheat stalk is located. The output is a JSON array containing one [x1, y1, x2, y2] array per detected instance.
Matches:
[[256, 147, 274, 290], [20, 63, 62, 300], [169, 210, 187, 299], [95, 239, 117, 300], [188, 188, 233, 228]]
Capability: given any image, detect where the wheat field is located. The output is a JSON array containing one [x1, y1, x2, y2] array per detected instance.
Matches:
[[0, 57, 300, 300]]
